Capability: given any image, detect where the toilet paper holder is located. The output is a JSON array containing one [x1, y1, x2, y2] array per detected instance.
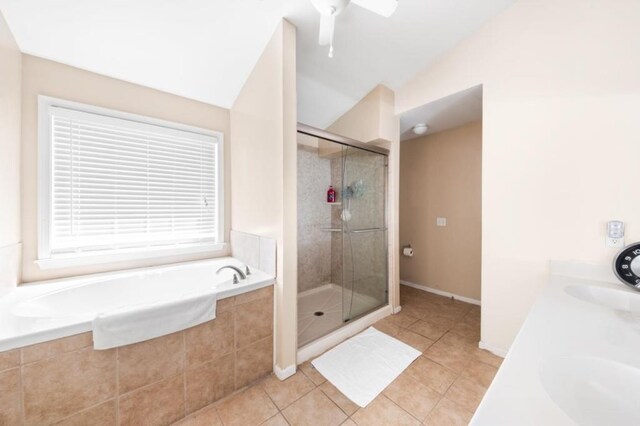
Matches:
[[402, 245, 414, 257]]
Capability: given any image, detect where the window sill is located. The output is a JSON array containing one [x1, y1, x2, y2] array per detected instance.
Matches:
[[35, 243, 227, 270]]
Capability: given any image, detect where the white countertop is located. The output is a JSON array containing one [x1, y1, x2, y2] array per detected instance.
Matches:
[[472, 263, 640, 425]]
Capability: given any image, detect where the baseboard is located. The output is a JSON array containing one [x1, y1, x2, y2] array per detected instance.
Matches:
[[273, 363, 296, 381], [479, 340, 508, 358], [297, 304, 393, 364], [393, 305, 402, 314], [400, 280, 481, 306]]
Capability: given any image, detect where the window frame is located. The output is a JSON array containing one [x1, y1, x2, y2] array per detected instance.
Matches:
[[37, 96, 226, 270]]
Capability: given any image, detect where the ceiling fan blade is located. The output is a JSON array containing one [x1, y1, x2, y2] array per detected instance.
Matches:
[[351, 0, 398, 18], [318, 13, 333, 46]]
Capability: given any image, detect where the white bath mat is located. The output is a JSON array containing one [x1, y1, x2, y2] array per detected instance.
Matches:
[[311, 326, 421, 407]]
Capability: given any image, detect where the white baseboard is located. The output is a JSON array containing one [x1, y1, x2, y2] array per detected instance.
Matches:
[[393, 305, 402, 314], [479, 340, 508, 358], [273, 363, 296, 380], [400, 280, 481, 306], [297, 304, 393, 364]]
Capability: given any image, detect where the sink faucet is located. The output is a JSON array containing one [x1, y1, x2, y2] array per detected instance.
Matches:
[[216, 265, 247, 284]]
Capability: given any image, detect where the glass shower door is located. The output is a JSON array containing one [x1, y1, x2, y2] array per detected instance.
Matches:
[[340, 146, 388, 322]]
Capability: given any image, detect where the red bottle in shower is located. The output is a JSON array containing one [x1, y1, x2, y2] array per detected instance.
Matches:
[[327, 185, 336, 203]]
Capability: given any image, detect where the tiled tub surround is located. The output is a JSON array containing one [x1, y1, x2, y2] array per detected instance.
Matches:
[[0, 285, 274, 426], [0, 257, 274, 352]]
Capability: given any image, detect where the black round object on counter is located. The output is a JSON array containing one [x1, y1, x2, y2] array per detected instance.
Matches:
[[613, 242, 640, 290]]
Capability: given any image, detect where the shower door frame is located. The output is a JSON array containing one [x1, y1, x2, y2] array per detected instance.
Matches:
[[296, 123, 390, 334]]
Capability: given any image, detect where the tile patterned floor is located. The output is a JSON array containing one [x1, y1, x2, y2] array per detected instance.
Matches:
[[175, 285, 502, 426]]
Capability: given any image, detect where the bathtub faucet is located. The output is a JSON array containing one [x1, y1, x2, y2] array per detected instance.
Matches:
[[216, 265, 247, 284]]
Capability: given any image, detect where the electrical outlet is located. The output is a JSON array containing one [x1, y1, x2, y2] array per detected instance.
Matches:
[[436, 217, 447, 227], [607, 237, 625, 248]]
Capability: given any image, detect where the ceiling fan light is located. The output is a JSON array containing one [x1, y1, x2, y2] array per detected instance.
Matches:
[[413, 123, 428, 135]]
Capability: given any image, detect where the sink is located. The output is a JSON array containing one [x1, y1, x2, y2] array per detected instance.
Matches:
[[540, 356, 640, 425], [565, 285, 640, 317]]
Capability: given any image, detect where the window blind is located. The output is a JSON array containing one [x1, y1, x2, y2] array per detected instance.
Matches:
[[48, 106, 219, 256]]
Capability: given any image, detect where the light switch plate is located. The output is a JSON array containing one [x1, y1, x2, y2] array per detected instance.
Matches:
[[436, 217, 447, 227]]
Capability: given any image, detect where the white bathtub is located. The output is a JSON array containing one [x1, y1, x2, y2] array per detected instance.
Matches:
[[0, 257, 274, 351]]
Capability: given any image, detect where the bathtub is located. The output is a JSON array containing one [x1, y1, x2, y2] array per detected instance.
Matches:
[[0, 257, 274, 351]]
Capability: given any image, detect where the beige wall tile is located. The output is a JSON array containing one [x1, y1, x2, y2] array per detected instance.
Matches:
[[53, 400, 116, 426], [261, 372, 315, 410], [351, 394, 420, 426], [119, 375, 185, 426], [217, 386, 278, 426], [235, 285, 273, 305], [0, 349, 19, 372], [21, 332, 92, 364], [282, 388, 347, 426], [185, 353, 234, 414], [217, 296, 235, 313], [118, 331, 184, 394], [235, 336, 273, 388], [185, 311, 234, 367], [23, 347, 116, 425], [235, 298, 273, 349], [0, 368, 21, 425]]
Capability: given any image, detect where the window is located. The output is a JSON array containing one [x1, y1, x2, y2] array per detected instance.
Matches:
[[38, 97, 224, 268]]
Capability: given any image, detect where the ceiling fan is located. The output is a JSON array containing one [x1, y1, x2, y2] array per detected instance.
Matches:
[[310, 0, 398, 58]]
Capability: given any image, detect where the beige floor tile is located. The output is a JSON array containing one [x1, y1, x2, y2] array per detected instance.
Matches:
[[261, 413, 290, 426], [217, 386, 278, 426], [449, 321, 480, 341], [424, 398, 473, 426], [397, 305, 428, 320], [261, 372, 316, 410], [174, 405, 222, 426], [299, 362, 327, 386], [386, 311, 420, 329], [282, 388, 347, 426], [423, 340, 472, 373], [461, 361, 498, 388], [319, 381, 359, 416], [372, 319, 401, 337], [395, 329, 434, 353], [472, 348, 503, 368], [351, 395, 420, 426], [405, 357, 457, 394], [438, 332, 476, 351], [382, 373, 441, 422], [340, 419, 357, 426], [407, 320, 450, 341], [445, 377, 487, 413]]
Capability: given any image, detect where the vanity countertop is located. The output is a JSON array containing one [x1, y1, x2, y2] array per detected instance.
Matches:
[[471, 262, 640, 425]]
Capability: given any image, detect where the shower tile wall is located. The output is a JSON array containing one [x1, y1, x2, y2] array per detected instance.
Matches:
[[297, 145, 332, 293]]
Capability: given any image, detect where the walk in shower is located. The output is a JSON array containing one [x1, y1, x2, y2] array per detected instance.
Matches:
[[297, 125, 388, 347]]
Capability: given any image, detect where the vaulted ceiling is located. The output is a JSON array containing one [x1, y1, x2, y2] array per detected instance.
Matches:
[[0, 0, 516, 128]]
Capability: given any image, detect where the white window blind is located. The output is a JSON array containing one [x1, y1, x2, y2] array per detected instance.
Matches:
[[42, 103, 221, 260]]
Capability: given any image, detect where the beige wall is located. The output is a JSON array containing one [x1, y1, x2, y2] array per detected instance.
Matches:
[[20, 55, 231, 283], [397, 0, 640, 353], [400, 121, 482, 300], [0, 12, 22, 290], [230, 20, 297, 374], [326, 85, 402, 312]]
